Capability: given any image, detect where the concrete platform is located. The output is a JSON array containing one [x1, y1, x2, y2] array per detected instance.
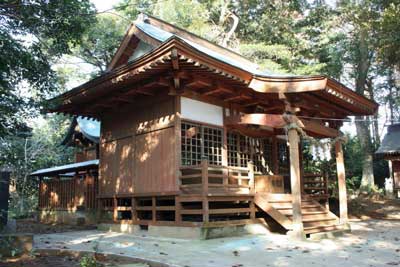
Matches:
[[34, 219, 400, 267], [98, 223, 270, 239]]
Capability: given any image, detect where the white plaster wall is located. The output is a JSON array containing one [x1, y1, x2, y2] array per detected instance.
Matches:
[[181, 97, 223, 126]]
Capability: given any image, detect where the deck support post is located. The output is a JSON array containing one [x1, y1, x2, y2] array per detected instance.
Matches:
[[201, 158, 209, 223], [335, 140, 348, 224], [288, 127, 305, 239]]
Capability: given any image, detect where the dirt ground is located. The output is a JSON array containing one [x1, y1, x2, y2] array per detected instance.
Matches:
[[15, 218, 96, 234], [0, 253, 149, 267], [3, 197, 400, 267], [348, 197, 400, 220]]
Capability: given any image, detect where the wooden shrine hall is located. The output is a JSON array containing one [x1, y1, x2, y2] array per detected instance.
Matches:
[[31, 13, 378, 239]]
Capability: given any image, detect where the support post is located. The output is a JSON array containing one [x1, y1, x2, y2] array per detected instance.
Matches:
[[248, 161, 255, 194], [288, 127, 304, 239], [113, 196, 118, 222], [152, 196, 156, 223], [335, 140, 348, 224], [201, 158, 209, 223]]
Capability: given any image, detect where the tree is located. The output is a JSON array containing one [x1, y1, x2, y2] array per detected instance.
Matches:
[[72, 14, 128, 74], [376, 2, 400, 69], [334, 0, 382, 190], [0, 0, 96, 137], [0, 114, 74, 216]]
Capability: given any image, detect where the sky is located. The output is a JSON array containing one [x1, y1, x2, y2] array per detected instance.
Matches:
[[91, 0, 121, 12]]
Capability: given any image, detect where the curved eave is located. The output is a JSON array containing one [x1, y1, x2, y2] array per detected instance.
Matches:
[[249, 75, 327, 93], [248, 75, 378, 116]]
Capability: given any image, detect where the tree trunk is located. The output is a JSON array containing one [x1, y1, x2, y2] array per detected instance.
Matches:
[[355, 27, 375, 191], [355, 120, 374, 189], [366, 79, 380, 145]]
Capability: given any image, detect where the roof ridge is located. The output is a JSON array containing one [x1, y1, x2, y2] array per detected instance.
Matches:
[[138, 13, 259, 71]]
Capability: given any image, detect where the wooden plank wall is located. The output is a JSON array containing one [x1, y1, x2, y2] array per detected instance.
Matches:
[[393, 160, 400, 189], [39, 175, 97, 210], [99, 95, 178, 196]]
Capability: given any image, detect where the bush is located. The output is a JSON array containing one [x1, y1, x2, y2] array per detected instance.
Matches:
[[80, 255, 98, 267]]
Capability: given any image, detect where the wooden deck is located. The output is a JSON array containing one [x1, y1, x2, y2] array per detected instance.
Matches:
[[91, 160, 341, 236]]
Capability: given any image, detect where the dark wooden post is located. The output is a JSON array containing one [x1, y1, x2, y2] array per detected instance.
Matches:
[[288, 128, 305, 239], [113, 196, 118, 222], [335, 140, 348, 224], [152, 196, 156, 223], [201, 158, 209, 223]]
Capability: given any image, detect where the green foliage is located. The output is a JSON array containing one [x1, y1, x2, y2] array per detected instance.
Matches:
[[80, 255, 98, 267], [72, 15, 127, 74], [377, 2, 400, 68], [1, 114, 74, 217], [0, 0, 96, 136]]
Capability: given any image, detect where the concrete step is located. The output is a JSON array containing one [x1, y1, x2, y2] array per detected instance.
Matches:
[[303, 218, 339, 228], [279, 209, 328, 216], [304, 224, 344, 235]]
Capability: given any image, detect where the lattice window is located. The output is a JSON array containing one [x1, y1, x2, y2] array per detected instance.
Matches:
[[181, 122, 202, 165], [227, 132, 239, 167], [239, 135, 252, 168], [227, 132, 276, 175], [203, 127, 223, 165], [263, 138, 273, 174], [181, 122, 222, 166], [278, 140, 290, 175], [253, 138, 265, 173]]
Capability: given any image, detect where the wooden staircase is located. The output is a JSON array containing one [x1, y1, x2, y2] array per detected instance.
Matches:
[[254, 193, 345, 235]]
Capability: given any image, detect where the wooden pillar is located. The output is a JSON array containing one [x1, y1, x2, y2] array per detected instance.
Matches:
[[152, 196, 156, 223], [175, 195, 181, 223], [222, 112, 229, 186], [113, 196, 118, 222], [248, 161, 255, 194], [174, 96, 182, 190], [288, 128, 304, 239], [201, 158, 209, 223], [131, 197, 137, 222], [335, 141, 348, 224]]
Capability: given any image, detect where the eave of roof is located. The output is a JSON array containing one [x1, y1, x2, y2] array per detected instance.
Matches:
[[30, 159, 99, 177], [376, 124, 400, 155]]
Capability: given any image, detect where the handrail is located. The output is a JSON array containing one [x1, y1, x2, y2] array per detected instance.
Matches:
[[302, 172, 328, 200], [179, 160, 254, 192]]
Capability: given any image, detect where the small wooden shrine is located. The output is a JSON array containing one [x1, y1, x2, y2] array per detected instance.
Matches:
[[31, 14, 378, 238]]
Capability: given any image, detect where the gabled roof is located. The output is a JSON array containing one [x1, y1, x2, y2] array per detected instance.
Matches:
[[62, 116, 100, 145], [49, 13, 378, 120], [108, 13, 258, 72], [376, 124, 400, 155]]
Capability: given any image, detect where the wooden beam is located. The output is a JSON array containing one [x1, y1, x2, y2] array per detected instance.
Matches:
[[223, 94, 252, 102], [171, 49, 180, 70], [335, 140, 348, 224], [225, 114, 287, 128], [300, 119, 339, 138]]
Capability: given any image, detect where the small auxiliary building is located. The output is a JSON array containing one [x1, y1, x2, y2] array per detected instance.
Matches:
[[31, 14, 378, 239], [376, 123, 400, 198], [31, 117, 100, 224]]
